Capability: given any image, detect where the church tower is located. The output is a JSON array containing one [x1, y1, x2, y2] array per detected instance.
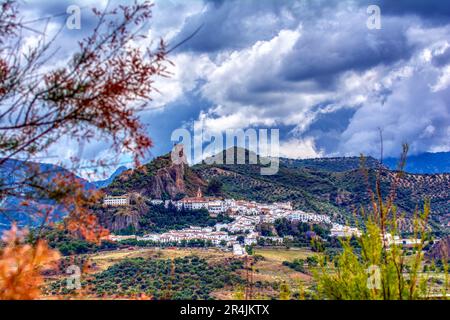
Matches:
[[196, 187, 203, 198]]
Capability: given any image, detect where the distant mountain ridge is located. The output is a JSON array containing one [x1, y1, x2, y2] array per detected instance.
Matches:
[[279, 156, 382, 172], [280, 151, 450, 174], [0, 159, 94, 231], [93, 166, 128, 188], [2, 150, 449, 234], [384, 152, 450, 174]]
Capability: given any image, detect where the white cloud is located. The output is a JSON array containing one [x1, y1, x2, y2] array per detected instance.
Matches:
[[431, 65, 450, 92], [149, 53, 214, 110], [11, 0, 450, 169], [279, 138, 324, 159], [339, 51, 450, 156], [190, 12, 450, 158]]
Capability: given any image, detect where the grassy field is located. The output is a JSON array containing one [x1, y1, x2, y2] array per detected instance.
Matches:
[[87, 247, 318, 299], [46, 247, 320, 300], [88, 247, 236, 272], [45, 246, 448, 300], [224, 247, 320, 299], [254, 247, 318, 262]]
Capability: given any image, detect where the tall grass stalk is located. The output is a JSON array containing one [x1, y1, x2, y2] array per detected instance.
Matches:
[[315, 145, 448, 300]]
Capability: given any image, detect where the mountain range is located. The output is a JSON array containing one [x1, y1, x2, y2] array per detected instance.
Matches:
[[93, 166, 128, 189], [1, 150, 449, 234], [384, 152, 450, 174], [0, 159, 94, 230], [105, 148, 450, 234]]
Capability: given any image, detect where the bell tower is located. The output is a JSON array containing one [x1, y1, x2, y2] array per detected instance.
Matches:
[[196, 187, 203, 198]]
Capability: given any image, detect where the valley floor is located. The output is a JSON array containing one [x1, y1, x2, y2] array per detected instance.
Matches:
[[44, 247, 319, 300]]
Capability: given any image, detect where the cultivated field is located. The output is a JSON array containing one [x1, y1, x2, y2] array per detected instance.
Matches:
[[45, 247, 320, 300], [88, 247, 236, 272], [212, 248, 318, 299], [254, 247, 318, 262]]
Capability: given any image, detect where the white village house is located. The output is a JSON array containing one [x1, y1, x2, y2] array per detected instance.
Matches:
[[103, 195, 130, 206], [330, 223, 361, 237]]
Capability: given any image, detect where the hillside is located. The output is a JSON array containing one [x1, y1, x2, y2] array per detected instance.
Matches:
[[194, 156, 449, 233], [426, 236, 450, 261], [0, 159, 94, 231], [46, 255, 244, 299], [103, 147, 450, 234], [105, 150, 205, 199], [279, 156, 381, 172]]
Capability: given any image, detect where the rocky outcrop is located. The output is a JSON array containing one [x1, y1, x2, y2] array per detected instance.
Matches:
[[143, 161, 189, 198], [105, 146, 206, 199], [94, 193, 149, 233], [426, 236, 450, 261], [95, 207, 141, 233]]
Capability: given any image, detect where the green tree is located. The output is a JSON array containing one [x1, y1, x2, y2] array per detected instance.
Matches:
[[315, 147, 448, 300], [206, 178, 223, 196], [279, 282, 291, 300]]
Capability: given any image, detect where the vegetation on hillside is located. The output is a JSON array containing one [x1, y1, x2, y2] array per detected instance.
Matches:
[[282, 256, 319, 274], [137, 204, 232, 234], [47, 256, 244, 299], [193, 153, 449, 235], [93, 202, 233, 235], [274, 218, 331, 248], [31, 228, 118, 256], [313, 148, 449, 299]]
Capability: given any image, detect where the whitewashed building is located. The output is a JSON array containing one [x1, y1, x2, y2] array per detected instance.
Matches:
[[383, 233, 421, 247], [244, 232, 259, 245], [150, 199, 164, 206], [233, 243, 246, 256], [227, 216, 259, 233], [174, 188, 225, 212], [289, 211, 331, 224], [330, 223, 361, 237], [108, 234, 136, 241], [259, 236, 284, 244], [103, 195, 130, 206], [215, 223, 229, 231], [207, 200, 227, 214]]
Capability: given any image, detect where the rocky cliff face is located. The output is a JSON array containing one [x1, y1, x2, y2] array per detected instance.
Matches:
[[144, 161, 189, 198], [105, 147, 206, 199], [95, 207, 141, 233], [93, 193, 150, 233], [426, 236, 450, 261]]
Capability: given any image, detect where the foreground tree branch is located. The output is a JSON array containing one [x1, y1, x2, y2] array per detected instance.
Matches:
[[0, 0, 170, 299]]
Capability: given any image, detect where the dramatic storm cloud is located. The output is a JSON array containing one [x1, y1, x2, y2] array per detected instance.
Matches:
[[168, 0, 450, 159], [17, 0, 450, 176]]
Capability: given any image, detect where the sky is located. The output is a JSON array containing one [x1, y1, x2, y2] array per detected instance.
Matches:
[[16, 0, 450, 178]]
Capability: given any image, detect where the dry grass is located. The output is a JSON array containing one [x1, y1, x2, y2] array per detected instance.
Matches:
[[210, 248, 318, 300], [88, 248, 153, 270], [46, 247, 322, 300], [87, 247, 236, 272], [254, 247, 318, 262]]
